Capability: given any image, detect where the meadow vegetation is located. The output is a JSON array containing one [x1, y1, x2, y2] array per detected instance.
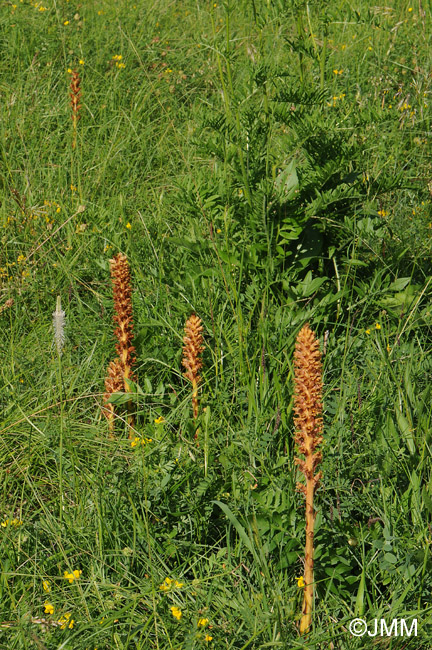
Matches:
[[1, 0, 432, 647]]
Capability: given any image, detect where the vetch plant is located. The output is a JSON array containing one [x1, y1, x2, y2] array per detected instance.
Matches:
[[293, 323, 324, 635]]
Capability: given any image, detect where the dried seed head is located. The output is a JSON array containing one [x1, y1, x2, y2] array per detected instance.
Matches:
[[110, 253, 136, 382], [0, 298, 14, 315], [52, 295, 66, 357]]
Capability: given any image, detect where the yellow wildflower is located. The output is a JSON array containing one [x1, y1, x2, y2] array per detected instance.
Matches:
[[58, 612, 74, 629], [297, 575, 305, 588], [365, 329, 371, 335], [170, 606, 182, 620], [79, 59, 84, 65], [42, 580, 50, 592], [198, 617, 209, 627], [64, 20, 69, 25], [154, 416, 165, 424], [160, 577, 173, 591], [375, 323, 381, 330], [44, 602, 54, 615], [126, 222, 132, 229], [205, 635, 213, 642], [64, 569, 82, 583]]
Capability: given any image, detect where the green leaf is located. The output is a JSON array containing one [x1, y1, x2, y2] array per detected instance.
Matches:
[[388, 277, 411, 291], [212, 500, 254, 554], [274, 160, 299, 202]]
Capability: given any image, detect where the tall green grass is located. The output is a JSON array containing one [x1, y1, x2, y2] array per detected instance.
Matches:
[[1, 0, 432, 648]]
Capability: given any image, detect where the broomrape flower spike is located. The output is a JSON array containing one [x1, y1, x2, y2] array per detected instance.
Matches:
[[103, 253, 136, 436], [293, 323, 324, 635], [182, 313, 204, 430], [69, 69, 82, 150]]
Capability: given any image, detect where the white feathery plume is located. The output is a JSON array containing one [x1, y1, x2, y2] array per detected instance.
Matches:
[[52, 295, 66, 357]]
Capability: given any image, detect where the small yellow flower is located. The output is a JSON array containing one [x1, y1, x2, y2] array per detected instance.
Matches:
[[116, 62, 126, 69], [386, 344, 391, 353], [58, 612, 73, 629], [44, 602, 54, 615], [64, 569, 82, 583], [160, 577, 173, 591], [131, 437, 140, 448], [198, 617, 209, 627], [174, 580, 183, 588], [408, 7, 413, 11], [296, 575, 305, 588], [216, 228, 222, 233], [17, 254, 26, 263], [64, 20, 69, 25], [377, 210, 388, 217], [79, 59, 84, 65], [154, 416, 165, 424], [365, 329, 371, 335], [67, 68, 73, 73], [42, 580, 50, 592], [170, 606, 182, 620], [204, 635, 213, 642], [126, 222, 132, 229], [375, 323, 381, 330]]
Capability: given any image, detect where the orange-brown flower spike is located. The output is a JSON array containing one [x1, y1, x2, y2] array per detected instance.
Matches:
[[293, 323, 324, 636], [110, 253, 136, 433], [70, 70, 82, 150], [182, 314, 204, 422], [103, 359, 123, 437]]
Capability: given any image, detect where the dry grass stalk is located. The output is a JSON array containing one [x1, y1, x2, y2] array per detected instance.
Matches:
[[103, 253, 136, 436], [293, 323, 324, 636], [182, 314, 204, 428], [70, 70, 82, 150]]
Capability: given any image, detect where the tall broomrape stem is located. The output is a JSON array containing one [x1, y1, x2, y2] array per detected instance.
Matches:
[[70, 70, 82, 150], [103, 359, 124, 437], [182, 314, 204, 429], [293, 323, 324, 635], [108, 253, 136, 435]]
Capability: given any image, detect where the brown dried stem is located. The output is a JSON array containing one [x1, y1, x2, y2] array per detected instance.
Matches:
[[182, 314, 204, 430], [70, 70, 82, 150], [293, 323, 323, 636]]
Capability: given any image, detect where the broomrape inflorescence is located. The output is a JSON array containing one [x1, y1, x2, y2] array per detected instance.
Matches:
[[69, 69, 82, 150], [103, 253, 136, 436], [293, 323, 324, 635], [182, 313, 204, 427]]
